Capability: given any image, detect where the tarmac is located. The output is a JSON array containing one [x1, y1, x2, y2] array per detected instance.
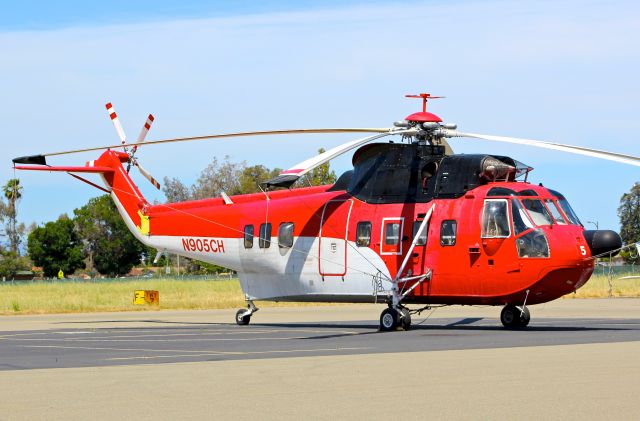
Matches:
[[1, 299, 639, 420]]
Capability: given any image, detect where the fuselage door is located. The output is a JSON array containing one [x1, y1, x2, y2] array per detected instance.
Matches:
[[380, 217, 404, 256], [318, 199, 353, 276]]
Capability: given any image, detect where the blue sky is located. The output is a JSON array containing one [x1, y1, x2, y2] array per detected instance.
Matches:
[[1, 0, 639, 233]]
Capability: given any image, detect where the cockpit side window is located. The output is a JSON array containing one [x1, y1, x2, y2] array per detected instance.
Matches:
[[481, 199, 511, 238], [521, 199, 554, 226]]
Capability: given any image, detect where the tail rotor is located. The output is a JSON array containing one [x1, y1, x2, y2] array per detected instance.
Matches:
[[105, 103, 161, 190]]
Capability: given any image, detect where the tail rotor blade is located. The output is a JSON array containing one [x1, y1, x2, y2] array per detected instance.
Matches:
[[105, 103, 127, 146], [135, 114, 155, 144], [135, 162, 161, 190]]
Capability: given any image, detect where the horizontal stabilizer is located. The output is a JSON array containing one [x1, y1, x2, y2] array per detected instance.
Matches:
[[14, 165, 114, 173], [12, 155, 47, 165]]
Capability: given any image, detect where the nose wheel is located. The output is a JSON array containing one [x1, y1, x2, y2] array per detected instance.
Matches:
[[500, 304, 530, 328]]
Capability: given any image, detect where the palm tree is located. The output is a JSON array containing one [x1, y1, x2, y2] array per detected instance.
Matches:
[[2, 178, 22, 254]]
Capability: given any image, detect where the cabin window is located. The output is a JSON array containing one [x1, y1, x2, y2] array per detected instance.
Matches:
[[481, 199, 511, 238], [384, 223, 401, 245], [545, 199, 567, 224], [278, 222, 294, 249], [259, 223, 272, 248], [521, 199, 554, 226], [356, 222, 372, 247], [440, 220, 457, 246], [412, 221, 428, 246], [243, 225, 254, 249]]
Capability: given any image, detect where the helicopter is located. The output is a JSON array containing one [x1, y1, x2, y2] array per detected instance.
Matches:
[[13, 93, 639, 331]]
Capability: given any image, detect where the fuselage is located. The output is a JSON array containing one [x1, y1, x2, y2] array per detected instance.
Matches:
[[121, 170, 594, 306]]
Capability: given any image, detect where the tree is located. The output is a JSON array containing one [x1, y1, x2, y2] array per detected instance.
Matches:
[[296, 148, 337, 187], [162, 177, 192, 203], [27, 216, 85, 278], [0, 250, 31, 279], [192, 156, 245, 199], [238, 165, 281, 194], [2, 178, 23, 254], [618, 182, 640, 263], [74, 195, 145, 277]]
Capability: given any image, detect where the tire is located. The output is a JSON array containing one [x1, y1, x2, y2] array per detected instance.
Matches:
[[400, 308, 412, 330], [380, 308, 399, 331], [236, 309, 251, 325], [500, 304, 530, 328], [518, 306, 531, 327]]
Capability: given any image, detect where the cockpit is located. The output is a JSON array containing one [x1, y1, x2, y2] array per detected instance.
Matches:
[[482, 187, 582, 258]]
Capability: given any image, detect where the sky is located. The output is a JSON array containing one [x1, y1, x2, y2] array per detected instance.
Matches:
[[1, 0, 639, 233]]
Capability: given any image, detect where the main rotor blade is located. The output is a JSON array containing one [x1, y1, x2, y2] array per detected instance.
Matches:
[[445, 130, 640, 167], [135, 161, 161, 190], [34, 128, 390, 158], [265, 128, 417, 187]]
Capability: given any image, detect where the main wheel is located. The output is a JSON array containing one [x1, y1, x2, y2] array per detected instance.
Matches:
[[380, 308, 399, 331], [500, 304, 530, 328], [236, 309, 251, 325], [400, 308, 412, 330]]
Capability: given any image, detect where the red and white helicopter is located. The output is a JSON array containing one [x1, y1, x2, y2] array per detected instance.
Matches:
[[13, 94, 638, 331]]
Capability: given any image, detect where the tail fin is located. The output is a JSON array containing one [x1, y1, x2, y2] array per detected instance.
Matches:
[[15, 150, 151, 242]]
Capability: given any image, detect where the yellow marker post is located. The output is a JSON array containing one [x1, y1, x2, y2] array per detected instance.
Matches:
[[57, 269, 64, 279], [134, 290, 146, 305]]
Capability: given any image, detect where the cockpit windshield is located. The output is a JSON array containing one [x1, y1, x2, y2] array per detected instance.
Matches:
[[511, 199, 535, 235], [548, 189, 582, 225], [521, 199, 554, 225], [544, 199, 567, 224]]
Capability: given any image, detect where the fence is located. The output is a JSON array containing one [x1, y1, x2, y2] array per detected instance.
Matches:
[[595, 263, 638, 277]]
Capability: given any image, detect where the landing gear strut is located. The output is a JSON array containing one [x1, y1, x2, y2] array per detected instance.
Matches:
[[235, 300, 258, 326], [500, 304, 530, 328]]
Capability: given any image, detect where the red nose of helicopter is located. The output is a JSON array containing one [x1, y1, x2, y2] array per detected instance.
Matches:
[[583, 230, 622, 257]]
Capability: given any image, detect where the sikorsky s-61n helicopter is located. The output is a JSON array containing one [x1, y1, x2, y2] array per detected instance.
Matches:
[[13, 94, 638, 331]]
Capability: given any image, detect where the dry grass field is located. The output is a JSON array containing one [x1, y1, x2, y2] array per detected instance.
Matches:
[[566, 273, 640, 298], [0, 274, 639, 315], [0, 279, 247, 315]]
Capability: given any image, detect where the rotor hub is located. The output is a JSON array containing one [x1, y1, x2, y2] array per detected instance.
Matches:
[[404, 111, 443, 123]]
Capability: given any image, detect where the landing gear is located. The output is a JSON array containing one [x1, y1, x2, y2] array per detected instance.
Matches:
[[400, 307, 412, 330], [235, 309, 251, 325], [379, 306, 412, 331], [380, 307, 399, 331], [500, 304, 530, 328], [235, 300, 258, 326]]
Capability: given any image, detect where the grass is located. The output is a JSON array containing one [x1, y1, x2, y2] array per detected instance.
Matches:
[[1, 274, 639, 315], [564, 273, 640, 299], [0, 278, 325, 315]]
